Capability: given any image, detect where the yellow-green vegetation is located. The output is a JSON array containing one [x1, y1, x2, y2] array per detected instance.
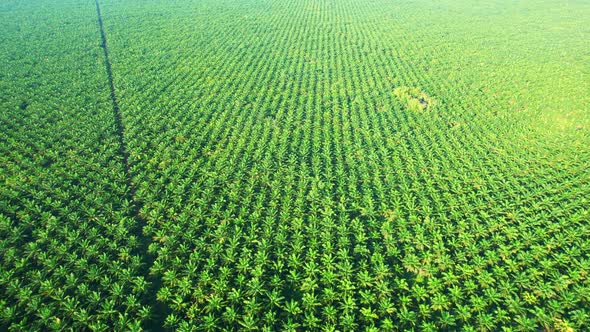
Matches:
[[1, 0, 589, 331], [393, 86, 435, 112]]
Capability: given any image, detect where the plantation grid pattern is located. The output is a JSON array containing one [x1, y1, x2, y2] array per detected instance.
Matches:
[[1, 0, 589, 331]]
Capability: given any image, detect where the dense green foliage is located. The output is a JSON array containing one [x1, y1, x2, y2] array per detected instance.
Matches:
[[1, 0, 589, 331], [0, 1, 149, 330]]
